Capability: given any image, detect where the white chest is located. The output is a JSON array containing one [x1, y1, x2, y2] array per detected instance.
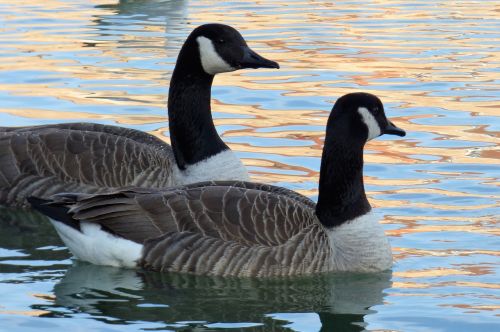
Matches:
[[175, 149, 250, 185], [326, 212, 393, 272]]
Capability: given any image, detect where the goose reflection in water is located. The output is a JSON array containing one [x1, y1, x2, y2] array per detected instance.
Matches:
[[46, 262, 391, 331], [95, 0, 188, 22], [90, 0, 189, 52]]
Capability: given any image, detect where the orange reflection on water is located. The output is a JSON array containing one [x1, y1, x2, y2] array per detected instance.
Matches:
[[441, 304, 500, 313], [0, 107, 164, 124], [393, 281, 500, 290], [394, 266, 493, 278], [393, 248, 500, 260], [0, 309, 50, 317]]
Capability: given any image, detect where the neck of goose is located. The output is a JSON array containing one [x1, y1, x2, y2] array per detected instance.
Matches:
[[168, 49, 229, 170], [316, 132, 371, 228]]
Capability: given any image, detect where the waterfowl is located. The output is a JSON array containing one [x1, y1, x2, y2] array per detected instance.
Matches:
[[29, 92, 406, 277], [0, 24, 279, 208]]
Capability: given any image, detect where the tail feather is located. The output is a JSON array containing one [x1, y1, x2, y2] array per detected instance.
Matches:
[[28, 195, 143, 268], [27, 196, 81, 231]]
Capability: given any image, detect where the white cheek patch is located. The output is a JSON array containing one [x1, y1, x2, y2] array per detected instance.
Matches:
[[357, 107, 381, 141], [197, 36, 235, 75]]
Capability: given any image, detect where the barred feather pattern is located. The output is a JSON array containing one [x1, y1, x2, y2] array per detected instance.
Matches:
[[141, 224, 332, 277], [0, 123, 175, 207], [46, 182, 337, 277]]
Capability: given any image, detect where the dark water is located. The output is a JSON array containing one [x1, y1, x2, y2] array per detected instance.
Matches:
[[0, 0, 499, 331]]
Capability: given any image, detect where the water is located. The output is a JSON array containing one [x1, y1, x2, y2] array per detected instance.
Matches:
[[0, 0, 498, 331]]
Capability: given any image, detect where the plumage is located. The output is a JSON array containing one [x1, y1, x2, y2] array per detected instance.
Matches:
[[30, 92, 406, 277], [0, 24, 279, 208], [0, 124, 174, 207]]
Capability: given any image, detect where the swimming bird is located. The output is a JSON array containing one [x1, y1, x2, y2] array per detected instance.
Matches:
[[29, 92, 406, 277], [0, 24, 279, 208]]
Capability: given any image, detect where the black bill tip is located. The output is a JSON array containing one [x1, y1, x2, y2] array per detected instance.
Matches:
[[239, 46, 279, 69], [384, 121, 406, 137]]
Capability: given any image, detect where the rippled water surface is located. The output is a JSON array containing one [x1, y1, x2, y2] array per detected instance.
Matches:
[[0, 0, 499, 331]]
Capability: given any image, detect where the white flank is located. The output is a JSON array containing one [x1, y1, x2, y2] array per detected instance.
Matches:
[[357, 107, 381, 141], [197, 36, 235, 75], [176, 149, 250, 184], [50, 219, 143, 268], [326, 212, 392, 272]]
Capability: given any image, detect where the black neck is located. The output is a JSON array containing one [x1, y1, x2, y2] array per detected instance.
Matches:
[[168, 42, 228, 170], [315, 124, 371, 228]]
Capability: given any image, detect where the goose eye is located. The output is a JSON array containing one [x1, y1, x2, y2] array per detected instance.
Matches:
[[218, 39, 225, 44], [372, 107, 380, 115]]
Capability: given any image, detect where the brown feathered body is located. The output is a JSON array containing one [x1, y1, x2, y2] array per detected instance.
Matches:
[[43, 182, 344, 277], [36, 179, 392, 277], [0, 123, 175, 207]]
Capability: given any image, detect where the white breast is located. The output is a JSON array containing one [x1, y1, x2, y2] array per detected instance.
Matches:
[[326, 212, 393, 272], [175, 149, 250, 185]]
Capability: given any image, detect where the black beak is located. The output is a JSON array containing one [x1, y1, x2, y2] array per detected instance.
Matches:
[[383, 121, 406, 137], [239, 46, 279, 69]]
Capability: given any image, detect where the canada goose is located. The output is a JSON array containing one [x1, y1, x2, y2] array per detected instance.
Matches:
[[29, 92, 406, 277], [0, 24, 279, 207]]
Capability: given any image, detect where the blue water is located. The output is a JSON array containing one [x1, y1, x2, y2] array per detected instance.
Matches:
[[0, 0, 499, 331]]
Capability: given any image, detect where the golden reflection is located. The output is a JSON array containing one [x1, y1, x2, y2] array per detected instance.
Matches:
[[31, 293, 55, 301], [0, 107, 164, 124], [383, 187, 496, 199], [393, 281, 500, 290], [442, 304, 500, 312], [386, 219, 499, 237], [394, 266, 493, 278], [0, 309, 50, 317], [375, 199, 497, 212], [393, 215, 498, 223], [393, 248, 500, 260]]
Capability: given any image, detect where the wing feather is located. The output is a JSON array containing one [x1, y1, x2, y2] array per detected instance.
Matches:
[[40, 181, 330, 277], [0, 123, 174, 207], [49, 183, 317, 248], [140, 223, 329, 277]]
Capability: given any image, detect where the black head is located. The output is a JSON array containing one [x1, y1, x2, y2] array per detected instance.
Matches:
[[185, 23, 279, 75], [327, 92, 406, 144]]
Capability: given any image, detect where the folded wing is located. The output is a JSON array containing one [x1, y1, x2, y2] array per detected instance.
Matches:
[[0, 123, 174, 207], [48, 182, 317, 246], [33, 182, 328, 276]]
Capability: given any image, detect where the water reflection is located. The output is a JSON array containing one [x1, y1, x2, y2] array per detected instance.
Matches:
[[48, 262, 391, 331], [0, 208, 62, 251], [91, 0, 189, 52], [94, 0, 187, 21]]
